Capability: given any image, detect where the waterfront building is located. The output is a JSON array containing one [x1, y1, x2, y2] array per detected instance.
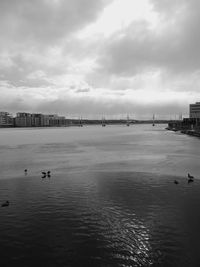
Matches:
[[0, 111, 69, 127], [31, 114, 43, 127], [15, 112, 32, 127], [51, 115, 66, 127], [0, 112, 14, 127], [42, 115, 51, 127], [42, 114, 67, 127], [189, 102, 200, 118]]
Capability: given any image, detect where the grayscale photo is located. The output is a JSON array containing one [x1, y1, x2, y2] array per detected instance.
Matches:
[[1, 0, 200, 266]]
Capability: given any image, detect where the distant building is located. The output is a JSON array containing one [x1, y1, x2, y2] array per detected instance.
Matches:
[[48, 114, 66, 127], [31, 114, 43, 127], [42, 115, 51, 127], [41, 114, 67, 127], [0, 112, 14, 127], [15, 112, 32, 127], [190, 102, 200, 118], [0, 111, 68, 127]]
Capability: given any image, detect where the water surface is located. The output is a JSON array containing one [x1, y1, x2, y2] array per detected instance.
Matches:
[[1, 125, 200, 266]]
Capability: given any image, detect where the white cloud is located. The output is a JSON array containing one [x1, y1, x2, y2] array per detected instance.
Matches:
[[78, 0, 158, 38]]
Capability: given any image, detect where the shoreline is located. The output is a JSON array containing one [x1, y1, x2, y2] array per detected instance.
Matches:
[[166, 126, 200, 138], [0, 121, 169, 128]]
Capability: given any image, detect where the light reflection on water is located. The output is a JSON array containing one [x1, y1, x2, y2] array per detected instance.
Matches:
[[1, 171, 200, 266], [1, 125, 200, 266]]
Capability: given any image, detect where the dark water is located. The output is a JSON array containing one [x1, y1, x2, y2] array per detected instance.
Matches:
[[1, 125, 200, 266]]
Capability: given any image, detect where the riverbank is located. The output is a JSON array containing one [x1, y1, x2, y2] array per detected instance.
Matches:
[[181, 129, 200, 137], [166, 120, 200, 138], [167, 127, 200, 138], [0, 119, 175, 128]]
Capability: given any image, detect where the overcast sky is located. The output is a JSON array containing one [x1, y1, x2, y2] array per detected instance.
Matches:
[[0, 0, 200, 119]]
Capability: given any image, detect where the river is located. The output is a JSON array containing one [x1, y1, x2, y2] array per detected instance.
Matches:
[[0, 124, 200, 266]]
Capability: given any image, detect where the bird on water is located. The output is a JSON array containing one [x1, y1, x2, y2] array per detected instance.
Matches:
[[41, 171, 46, 178], [187, 173, 194, 183], [188, 173, 194, 179], [1, 201, 9, 207]]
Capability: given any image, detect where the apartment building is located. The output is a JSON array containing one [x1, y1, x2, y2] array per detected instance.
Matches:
[[15, 112, 32, 127], [0, 111, 14, 127], [190, 102, 200, 118]]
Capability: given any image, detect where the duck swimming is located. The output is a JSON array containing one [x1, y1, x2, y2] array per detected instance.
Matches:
[[188, 173, 194, 179], [41, 171, 46, 178], [1, 201, 9, 207]]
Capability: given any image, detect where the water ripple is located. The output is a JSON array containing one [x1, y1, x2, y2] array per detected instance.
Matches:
[[1, 171, 199, 266]]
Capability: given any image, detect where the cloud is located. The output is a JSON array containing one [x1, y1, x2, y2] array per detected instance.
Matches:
[[0, 0, 110, 86], [0, 80, 194, 119], [1, 0, 200, 118], [75, 88, 90, 93], [93, 0, 200, 80], [0, 0, 109, 47], [31, 96, 190, 119]]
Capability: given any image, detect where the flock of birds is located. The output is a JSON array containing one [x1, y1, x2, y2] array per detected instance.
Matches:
[[24, 169, 51, 178], [1, 171, 196, 208], [41, 170, 51, 178], [174, 173, 195, 185], [1, 168, 51, 207]]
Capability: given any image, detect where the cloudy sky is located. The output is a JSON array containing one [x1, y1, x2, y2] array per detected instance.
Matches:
[[1, 0, 200, 119]]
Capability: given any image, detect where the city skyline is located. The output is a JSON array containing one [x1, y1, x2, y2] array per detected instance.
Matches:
[[0, 0, 200, 118]]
